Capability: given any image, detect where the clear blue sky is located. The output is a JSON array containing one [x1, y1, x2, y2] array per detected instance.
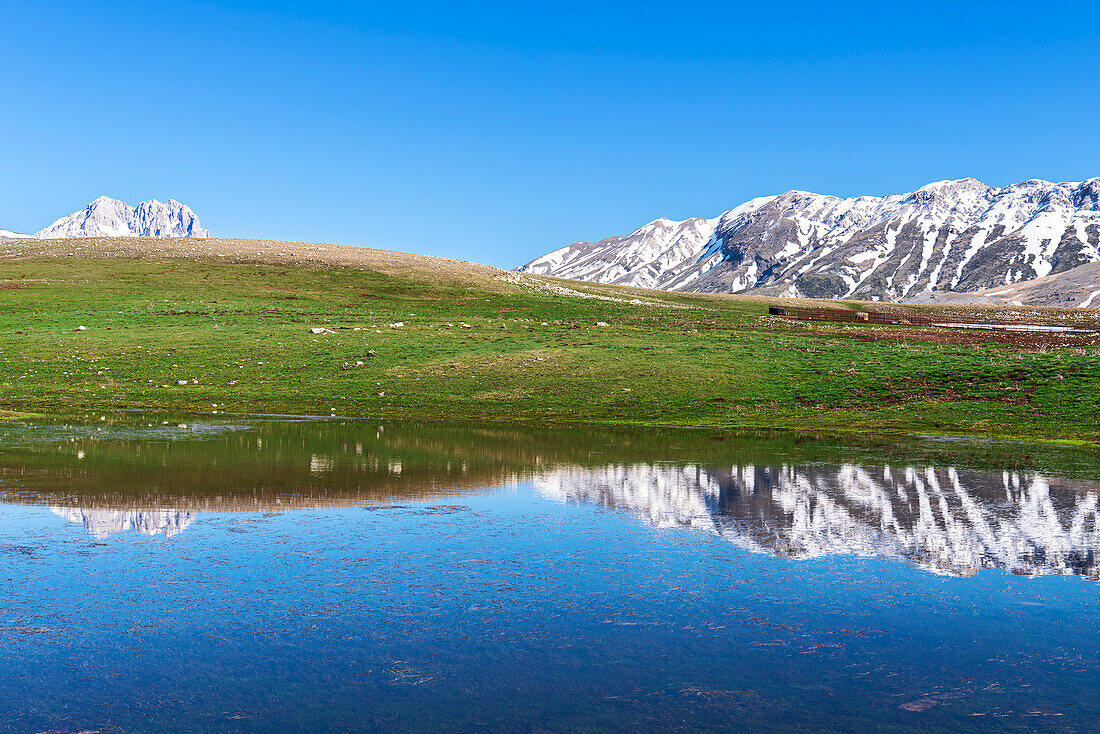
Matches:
[[1, 1, 1098, 267]]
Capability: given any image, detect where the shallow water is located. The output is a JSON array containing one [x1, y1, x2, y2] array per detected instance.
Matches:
[[1, 416, 1099, 732]]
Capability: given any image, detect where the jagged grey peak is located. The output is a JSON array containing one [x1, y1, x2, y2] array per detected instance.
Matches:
[[518, 178, 1100, 301], [34, 196, 209, 239]]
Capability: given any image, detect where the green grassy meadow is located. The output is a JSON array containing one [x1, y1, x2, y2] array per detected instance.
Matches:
[[1, 240, 1097, 443]]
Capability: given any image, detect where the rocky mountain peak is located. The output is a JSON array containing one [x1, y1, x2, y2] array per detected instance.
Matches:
[[32, 197, 209, 239]]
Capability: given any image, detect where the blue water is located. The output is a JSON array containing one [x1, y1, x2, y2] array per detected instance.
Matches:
[[0, 418, 1098, 732]]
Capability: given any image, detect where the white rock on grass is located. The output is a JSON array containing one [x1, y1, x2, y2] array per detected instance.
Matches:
[[310, 327, 336, 334]]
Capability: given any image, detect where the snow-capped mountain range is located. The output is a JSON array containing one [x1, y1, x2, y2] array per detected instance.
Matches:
[[519, 178, 1100, 302], [0, 196, 208, 239], [534, 463, 1100, 579]]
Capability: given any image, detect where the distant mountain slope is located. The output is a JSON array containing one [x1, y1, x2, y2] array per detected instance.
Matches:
[[524, 215, 722, 289], [33, 196, 208, 238], [910, 260, 1100, 308], [0, 229, 32, 240], [519, 178, 1100, 303]]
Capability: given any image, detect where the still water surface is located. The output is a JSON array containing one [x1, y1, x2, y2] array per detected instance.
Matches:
[[1, 416, 1099, 731]]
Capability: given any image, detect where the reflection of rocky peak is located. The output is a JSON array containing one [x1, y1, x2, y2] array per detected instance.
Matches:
[[51, 507, 196, 538], [533, 464, 1100, 579]]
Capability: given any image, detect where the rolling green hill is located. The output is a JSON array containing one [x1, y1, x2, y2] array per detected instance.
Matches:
[[1, 236, 1097, 443]]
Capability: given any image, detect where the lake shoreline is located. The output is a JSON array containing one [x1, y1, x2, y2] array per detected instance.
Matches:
[[8, 412, 1100, 483], [33, 406, 1100, 448]]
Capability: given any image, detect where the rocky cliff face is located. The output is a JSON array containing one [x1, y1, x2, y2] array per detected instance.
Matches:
[[519, 178, 1100, 302], [33, 196, 209, 238]]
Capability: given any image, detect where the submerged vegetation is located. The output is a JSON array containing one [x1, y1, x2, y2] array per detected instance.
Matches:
[[6, 417, 1100, 514], [0, 237, 1097, 444]]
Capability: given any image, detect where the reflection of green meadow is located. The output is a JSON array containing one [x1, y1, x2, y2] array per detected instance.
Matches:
[[0, 241, 1097, 443], [1, 416, 1098, 510]]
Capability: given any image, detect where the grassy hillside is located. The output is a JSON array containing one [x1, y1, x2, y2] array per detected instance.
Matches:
[[0, 237, 1098, 443]]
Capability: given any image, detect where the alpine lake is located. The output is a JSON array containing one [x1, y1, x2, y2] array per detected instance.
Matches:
[[1, 414, 1099, 732]]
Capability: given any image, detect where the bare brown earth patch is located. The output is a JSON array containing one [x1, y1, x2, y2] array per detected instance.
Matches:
[[769, 319, 1100, 348], [840, 327, 1100, 348]]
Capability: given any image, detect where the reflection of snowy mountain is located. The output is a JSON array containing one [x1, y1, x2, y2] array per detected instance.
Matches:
[[51, 507, 196, 538], [534, 464, 1100, 579]]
